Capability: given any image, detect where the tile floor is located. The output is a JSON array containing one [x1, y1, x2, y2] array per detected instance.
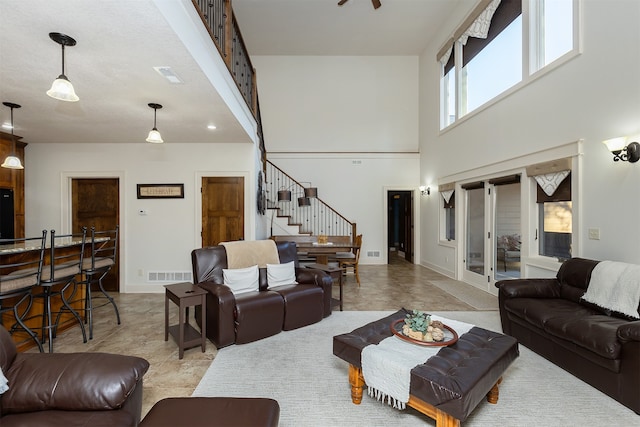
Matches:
[[42, 253, 498, 417]]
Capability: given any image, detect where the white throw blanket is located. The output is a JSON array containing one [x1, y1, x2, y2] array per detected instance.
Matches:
[[361, 315, 474, 410], [0, 367, 8, 394], [582, 261, 640, 319]]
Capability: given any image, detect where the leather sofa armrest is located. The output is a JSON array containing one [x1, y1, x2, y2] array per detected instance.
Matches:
[[197, 281, 237, 348], [295, 267, 331, 287], [495, 278, 560, 299], [618, 321, 640, 343], [3, 353, 149, 414], [296, 267, 333, 316]]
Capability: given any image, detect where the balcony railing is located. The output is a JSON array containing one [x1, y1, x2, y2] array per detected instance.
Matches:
[[193, 0, 256, 115]]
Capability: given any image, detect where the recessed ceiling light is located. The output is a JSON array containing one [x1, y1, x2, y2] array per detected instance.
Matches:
[[207, 124, 217, 130]]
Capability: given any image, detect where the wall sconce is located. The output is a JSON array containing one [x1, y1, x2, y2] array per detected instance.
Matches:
[[46, 32, 79, 102], [146, 103, 164, 143], [602, 137, 640, 163], [1, 102, 24, 170], [419, 186, 430, 196]]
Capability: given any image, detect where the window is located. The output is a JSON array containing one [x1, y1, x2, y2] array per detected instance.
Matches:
[[539, 201, 572, 259], [531, 0, 575, 72], [441, 67, 456, 128], [527, 159, 572, 260], [439, 0, 577, 129], [439, 185, 455, 241], [462, 15, 522, 113]]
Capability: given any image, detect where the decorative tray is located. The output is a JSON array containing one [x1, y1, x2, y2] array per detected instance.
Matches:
[[390, 318, 459, 347]]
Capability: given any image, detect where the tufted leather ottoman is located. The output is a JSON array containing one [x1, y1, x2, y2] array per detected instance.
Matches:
[[333, 310, 519, 427], [140, 397, 280, 427]]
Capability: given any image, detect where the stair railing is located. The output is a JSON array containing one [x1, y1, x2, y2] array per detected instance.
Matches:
[[266, 160, 356, 240]]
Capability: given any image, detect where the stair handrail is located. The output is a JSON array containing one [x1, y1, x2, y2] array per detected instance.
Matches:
[[266, 160, 356, 240]]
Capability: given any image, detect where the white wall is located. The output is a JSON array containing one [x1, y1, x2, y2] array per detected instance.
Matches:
[[25, 141, 259, 292], [419, 0, 640, 278], [253, 56, 421, 264], [253, 56, 419, 153], [268, 153, 420, 265]]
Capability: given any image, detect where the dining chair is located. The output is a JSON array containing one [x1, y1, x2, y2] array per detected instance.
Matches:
[[0, 230, 47, 352], [77, 226, 120, 340], [36, 228, 88, 352], [337, 234, 362, 286]]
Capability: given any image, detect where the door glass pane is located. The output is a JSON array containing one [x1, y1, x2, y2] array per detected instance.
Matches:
[[494, 183, 521, 280], [466, 187, 485, 275]]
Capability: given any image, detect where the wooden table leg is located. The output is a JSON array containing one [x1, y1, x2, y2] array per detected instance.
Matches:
[[348, 364, 365, 404], [486, 377, 502, 404], [408, 395, 461, 427]]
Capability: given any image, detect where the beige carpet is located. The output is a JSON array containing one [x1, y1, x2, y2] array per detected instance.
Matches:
[[192, 311, 637, 426]]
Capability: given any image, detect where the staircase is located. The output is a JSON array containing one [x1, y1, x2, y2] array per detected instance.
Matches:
[[266, 160, 356, 240]]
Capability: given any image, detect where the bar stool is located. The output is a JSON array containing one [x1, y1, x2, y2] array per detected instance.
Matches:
[[37, 228, 87, 352], [78, 226, 120, 340], [0, 230, 47, 352]]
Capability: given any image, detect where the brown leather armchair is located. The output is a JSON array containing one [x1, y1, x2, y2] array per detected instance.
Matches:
[[1, 325, 149, 426], [192, 240, 333, 348]]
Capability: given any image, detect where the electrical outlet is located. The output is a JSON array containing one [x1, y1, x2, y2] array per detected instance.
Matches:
[[588, 228, 600, 240]]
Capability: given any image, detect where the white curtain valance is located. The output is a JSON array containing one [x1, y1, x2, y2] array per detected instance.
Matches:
[[534, 170, 570, 197], [441, 190, 454, 204], [439, 45, 453, 66], [457, 0, 502, 45]]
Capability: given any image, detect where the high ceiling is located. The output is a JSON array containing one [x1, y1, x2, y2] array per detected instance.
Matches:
[[0, 0, 464, 145]]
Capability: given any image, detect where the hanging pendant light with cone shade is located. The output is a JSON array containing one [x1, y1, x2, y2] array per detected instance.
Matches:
[[46, 32, 79, 102], [146, 103, 164, 143], [1, 102, 24, 170]]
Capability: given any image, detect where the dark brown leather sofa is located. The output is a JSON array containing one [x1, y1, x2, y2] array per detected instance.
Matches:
[[496, 257, 640, 414], [192, 240, 333, 348], [0, 325, 150, 426]]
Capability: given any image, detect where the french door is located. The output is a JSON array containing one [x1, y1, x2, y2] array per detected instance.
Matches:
[[461, 176, 521, 293]]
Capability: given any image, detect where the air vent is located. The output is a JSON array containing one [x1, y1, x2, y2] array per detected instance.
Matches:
[[367, 251, 380, 257], [153, 66, 183, 84], [147, 271, 193, 283]]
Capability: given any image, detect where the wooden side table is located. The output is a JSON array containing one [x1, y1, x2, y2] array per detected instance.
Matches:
[[164, 282, 207, 359], [306, 263, 344, 311]]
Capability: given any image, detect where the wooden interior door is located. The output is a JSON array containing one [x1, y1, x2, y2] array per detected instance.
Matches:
[[71, 178, 119, 292], [202, 176, 244, 247]]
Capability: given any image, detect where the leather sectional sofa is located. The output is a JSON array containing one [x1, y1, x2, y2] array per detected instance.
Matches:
[[0, 325, 149, 426], [496, 257, 640, 414], [192, 240, 333, 348]]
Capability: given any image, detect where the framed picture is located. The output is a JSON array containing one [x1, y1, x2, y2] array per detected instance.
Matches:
[[137, 183, 184, 199]]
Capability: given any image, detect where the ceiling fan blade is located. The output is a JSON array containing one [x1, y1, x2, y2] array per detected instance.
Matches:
[[338, 0, 349, 6], [372, 0, 381, 9]]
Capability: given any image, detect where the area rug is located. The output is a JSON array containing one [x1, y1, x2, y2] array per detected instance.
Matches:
[[193, 311, 638, 426]]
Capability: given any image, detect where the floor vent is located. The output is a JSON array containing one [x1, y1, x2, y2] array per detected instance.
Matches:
[[147, 271, 193, 283], [367, 251, 380, 257]]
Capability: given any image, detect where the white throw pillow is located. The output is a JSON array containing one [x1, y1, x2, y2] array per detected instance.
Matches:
[[223, 264, 259, 295], [267, 261, 298, 289]]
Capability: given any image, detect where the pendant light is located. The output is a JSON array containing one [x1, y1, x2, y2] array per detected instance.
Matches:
[[1, 102, 24, 170], [46, 33, 79, 102], [145, 103, 164, 143]]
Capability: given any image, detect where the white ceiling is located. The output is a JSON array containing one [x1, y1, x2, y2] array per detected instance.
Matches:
[[0, 0, 465, 145]]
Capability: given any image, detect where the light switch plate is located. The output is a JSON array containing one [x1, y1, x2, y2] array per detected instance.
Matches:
[[588, 228, 600, 240]]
